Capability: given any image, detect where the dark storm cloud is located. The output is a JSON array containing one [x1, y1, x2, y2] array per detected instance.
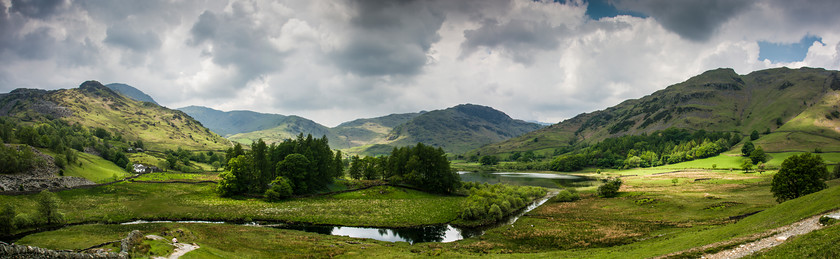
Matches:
[[612, 0, 754, 42], [461, 19, 566, 64], [188, 3, 288, 91], [331, 0, 445, 76], [9, 0, 64, 19], [104, 23, 162, 53]]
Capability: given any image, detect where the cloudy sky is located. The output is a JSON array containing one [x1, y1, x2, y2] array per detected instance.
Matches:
[[1, 0, 838, 126]]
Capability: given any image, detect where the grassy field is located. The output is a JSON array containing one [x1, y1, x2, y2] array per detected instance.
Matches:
[[748, 222, 840, 258], [0, 183, 463, 229], [45, 150, 132, 183]]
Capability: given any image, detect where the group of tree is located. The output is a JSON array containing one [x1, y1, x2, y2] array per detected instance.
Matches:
[[0, 190, 64, 235], [160, 148, 225, 172], [550, 128, 740, 172], [346, 143, 461, 194], [0, 117, 132, 174], [217, 134, 343, 199], [458, 182, 546, 223]]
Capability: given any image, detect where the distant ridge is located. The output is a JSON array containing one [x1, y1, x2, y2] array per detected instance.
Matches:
[[105, 83, 159, 105]]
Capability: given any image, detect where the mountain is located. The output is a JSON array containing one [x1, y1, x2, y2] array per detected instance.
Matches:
[[178, 106, 348, 148], [382, 104, 544, 154], [0, 81, 231, 151], [472, 67, 840, 156], [105, 83, 159, 105], [332, 112, 424, 147]]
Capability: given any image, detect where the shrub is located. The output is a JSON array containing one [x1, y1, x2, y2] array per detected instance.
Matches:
[[819, 216, 838, 226], [265, 176, 294, 201], [597, 178, 622, 198], [488, 204, 503, 220], [552, 189, 580, 202]]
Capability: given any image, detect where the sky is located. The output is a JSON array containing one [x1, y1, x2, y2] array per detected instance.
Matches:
[[1, 0, 839, 127]]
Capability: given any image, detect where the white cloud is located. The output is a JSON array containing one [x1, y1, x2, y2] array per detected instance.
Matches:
[[0, 0, 838, 127]]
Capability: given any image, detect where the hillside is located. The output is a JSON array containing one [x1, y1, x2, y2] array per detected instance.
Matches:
[[384, 104, 543, 154], [332, 112, 423, 147], [0, 81, 231, 151], [473, 67, 840, 156], [105, 83, 159, 105], [179, 106, 348, 148]]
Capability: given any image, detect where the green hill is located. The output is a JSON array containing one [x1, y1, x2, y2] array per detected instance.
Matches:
[[473, 67, 840, 156], [383, 104, 544, 154], [332, 112, 423, 147], [179, 106, 349, 148], [104, 83, 159, 105], [0, 81, 231, 151]]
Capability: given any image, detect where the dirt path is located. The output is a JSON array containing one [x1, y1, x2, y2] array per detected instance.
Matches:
[[147, 235, 200, 259], [697, 210, 839, 259]]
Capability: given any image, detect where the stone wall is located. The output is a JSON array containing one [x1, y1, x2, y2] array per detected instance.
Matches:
[[0, 241, 127, 259]]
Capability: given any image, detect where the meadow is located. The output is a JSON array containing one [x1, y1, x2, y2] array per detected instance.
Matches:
[[7, 152, 840, 258]]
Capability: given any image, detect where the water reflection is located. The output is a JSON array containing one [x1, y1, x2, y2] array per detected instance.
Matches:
[[458, 171, 596, 188], [277, 224, 477, 244]]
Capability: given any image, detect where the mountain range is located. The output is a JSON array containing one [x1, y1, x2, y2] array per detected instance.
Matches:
[[471, 67, 840, 157], [178, 104, 542, 154]]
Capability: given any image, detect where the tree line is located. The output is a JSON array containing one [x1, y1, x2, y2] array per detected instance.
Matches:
[[346, 143, 461, 194], [217, 134, 343, 198], [550, 128, 740, 171]]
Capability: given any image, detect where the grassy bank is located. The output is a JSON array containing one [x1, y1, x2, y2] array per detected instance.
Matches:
[[0, 183, 463, 230]]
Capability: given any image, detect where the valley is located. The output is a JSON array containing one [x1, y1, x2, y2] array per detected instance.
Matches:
[[2, 67, 840, 258]]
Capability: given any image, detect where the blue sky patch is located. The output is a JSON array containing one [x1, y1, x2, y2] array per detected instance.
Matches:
[[758, 35, 824, 63]]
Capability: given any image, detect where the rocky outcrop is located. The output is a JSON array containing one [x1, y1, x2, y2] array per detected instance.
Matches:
[[0, 146, 95, 193], [0, 241, 127, 259]]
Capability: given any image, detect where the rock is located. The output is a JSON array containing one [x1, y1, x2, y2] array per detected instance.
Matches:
[[775, 236, 788, 242]]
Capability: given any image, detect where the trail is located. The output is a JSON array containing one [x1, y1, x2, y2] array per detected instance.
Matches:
[[147, 235, 200, 259], [675, 210, 840, 259]]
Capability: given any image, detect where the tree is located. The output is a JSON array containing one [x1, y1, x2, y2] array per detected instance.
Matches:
[[276, 153, 311, 194], [264, 176, 293, 201], [0, 204, 15, 235], [771, 153, 828, 203], [480, 155, 499, 166], [597, 178, 622, 198], [741, 159, 754, 173], [348, 155, 363, 180], [741, 141, 755, 156], [36, 190, 64, 225], [750, 146, 767, 164], [211, 161, 221, 172], [750, 130, 760, 141]]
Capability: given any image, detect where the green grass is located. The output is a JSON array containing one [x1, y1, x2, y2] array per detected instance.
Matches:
[[132, 172, 218, 181], [58, 151, 131, 183], [0, 183, 463, 228]]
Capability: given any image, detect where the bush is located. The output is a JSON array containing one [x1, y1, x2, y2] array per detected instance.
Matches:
[[597, 178, 622, 198], [552, 189, 580, 202], [0, 204, 16, 235], [819, 216, 838, 226], [264, 176, 293, 201], [488, 204, 503, 220], [771, 153, 828, 203]]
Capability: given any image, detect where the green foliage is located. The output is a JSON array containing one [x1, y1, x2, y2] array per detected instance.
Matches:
[[0, 204, 16, 235], [479, 155, 499, 166], [819, 216, 838, 226], [741, 141, 755, 156], [597, 178, 622, 198], [551, 189, 580, 203], [771, 153, 828, 202], [0, 144, 37, 174], [749, 146, 767, 164], [264, 176, 293, 201], [750, 130, 760, 141], [550, 128, 733, 172], [457, 182, 546, 224], [741, 159, 754, 172], [36, 190, 65, 225], [217, 134, 343, 197]]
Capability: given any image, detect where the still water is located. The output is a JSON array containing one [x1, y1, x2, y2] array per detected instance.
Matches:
[[458, 171, 596, 188]]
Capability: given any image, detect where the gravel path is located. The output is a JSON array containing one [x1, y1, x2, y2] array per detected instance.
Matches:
[[700, 210, 839, 259], [146, 235, 200, 259]]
